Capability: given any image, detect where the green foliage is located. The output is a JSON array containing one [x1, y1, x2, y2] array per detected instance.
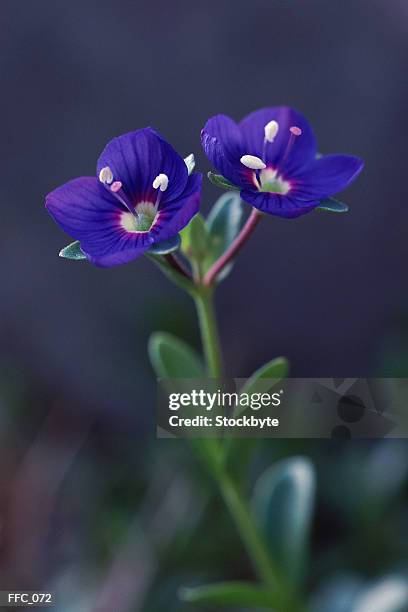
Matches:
[[148, 331, 204, 378], [180, 213, 209, 262], [238, 358, 289, 402], [204, 192, 245, 280], [207, 171, 240, 191], [59, 240, 86, 260], [148, 332, 222, 474], [252, 457, 316, 590], [317, 197, 349, 213], [147, 235, 181, 255], [179, 581, 277, 608]]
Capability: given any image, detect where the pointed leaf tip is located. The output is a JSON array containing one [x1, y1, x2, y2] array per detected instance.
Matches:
[[148, 332, 204, 378], [59, 241, 86, 260], [317, 197, 349, 213], [207, 172, 240, 191]]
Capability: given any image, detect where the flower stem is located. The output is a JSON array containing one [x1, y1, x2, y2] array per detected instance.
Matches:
[[164, 252, 191, 280], [216, 468, 284, 595], [194, 288, 223, 378], [193, 286, 289, 605], [203, 208, 262, 287]]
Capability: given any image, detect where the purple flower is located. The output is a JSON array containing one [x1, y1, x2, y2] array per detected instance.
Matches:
[[201, 107, 364, 218], [46, 128, 202, 267]]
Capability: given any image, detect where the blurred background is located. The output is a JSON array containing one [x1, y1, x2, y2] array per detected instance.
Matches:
[[0, 0, 407, 609]]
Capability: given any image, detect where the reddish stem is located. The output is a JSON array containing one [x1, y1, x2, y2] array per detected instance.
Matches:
[[203, 208, 262, 287], [164, 253, 192, 280]]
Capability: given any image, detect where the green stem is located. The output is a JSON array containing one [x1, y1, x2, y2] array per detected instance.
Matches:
[[216, 469, 284, 594], [193, 286, 289, 605], [194, 288, 224, 378]]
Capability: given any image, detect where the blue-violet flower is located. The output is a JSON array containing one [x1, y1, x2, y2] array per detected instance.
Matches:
[[201, 106, 363, 218], [46, 128, 202, 266]]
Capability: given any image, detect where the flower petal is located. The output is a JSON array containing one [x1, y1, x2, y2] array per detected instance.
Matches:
[[201, 115, 249, 187], [153, 174, 202, 242], [292, 155, 364, 199], [46, 177, 152, 267], [97, 127, 188, 203], [239, 106, 317, 174], [240, 189, 319, 218]]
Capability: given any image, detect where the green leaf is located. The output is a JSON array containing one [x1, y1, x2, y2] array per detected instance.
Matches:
[[240, 357, 289, 396], [147, 234, 181, 255], [179, 582, 277, 609], [252, 457, 316, 590], [205, 192, 245, 273], [353, 576, 408, 612], [148, 332, 222, 473], [184, 153, 195, 175], [59, 241, 86, 260], [226, 357, 289, 466], [234, 357, 289, 417], [180, 213, 209, 261], [148, 332, 204, 378], [207, 171, 240, 191], [317, 197, 349, 213]]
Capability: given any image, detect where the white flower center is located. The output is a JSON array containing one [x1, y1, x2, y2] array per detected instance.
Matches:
[[121, 202, 158, 233], [258, 167, 290, 194]]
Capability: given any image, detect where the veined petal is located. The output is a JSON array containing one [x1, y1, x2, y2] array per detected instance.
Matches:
[[240, 189, 320, 219], [239, 106, 317, 174], [97, 127, 188, 203], [153, 174, 202, 242], [46, 177, 152, 267], [201, 115, 249, 188], [85, 244, 149, 267], [292, 155, 364, 199]]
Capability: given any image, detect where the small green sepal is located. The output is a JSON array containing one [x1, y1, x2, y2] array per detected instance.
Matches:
[[317, 197, 349, 213], [207, 172, 240, 191], [59, 241, 86, 260]]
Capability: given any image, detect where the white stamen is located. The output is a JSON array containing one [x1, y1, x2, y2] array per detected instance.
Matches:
[[153, 173, 169, 192], [240, 155, 266, 170], [99, 166, 113, 184], [264, 120, 279, 143]]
